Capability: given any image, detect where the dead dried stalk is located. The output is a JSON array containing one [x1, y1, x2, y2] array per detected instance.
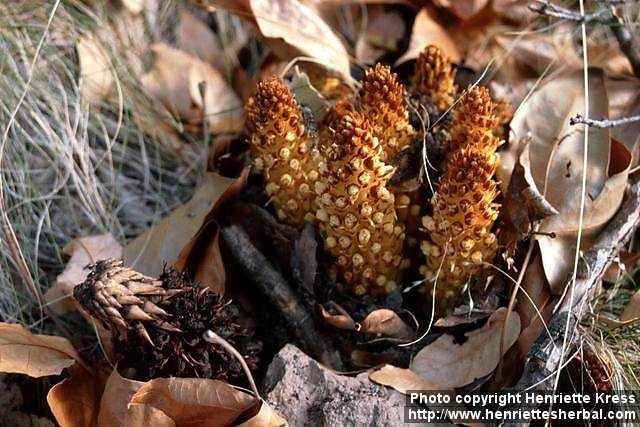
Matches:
[[220, 224, 344, 369]]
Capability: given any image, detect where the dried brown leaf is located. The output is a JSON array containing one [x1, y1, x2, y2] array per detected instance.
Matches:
[[289, 69, 329, 123], [434, 312, 490, 328], [238, 401, 288, 426], [97, 370, 145, 427], [176, 8, 224, 68], [514, 252, 553, 358], [77, 36, 113, 103], [396, 8, 461, 65], [0, 323, 81, 377], [319, 302, 357, 330], [360, 309, 414, 341], [510, 70, 632, 289], [499, 142, 558, 247], [607, 76, 640, 164], [174, 168, 249, 292], [369, 364, 444, 393], [355, 8, 405, 65], [45, 234, 122, 314], [47, 366, 102, 427], [124, 404, 175, 426], [410, 308, 521, 388], [142, 43, 242, 133], [130, 377, 258, 427], [249, 0, 351, 82], [124, 172, 240, 285], [435, 0, 490, 20], [620, 291, 640, 323], [369, 366, 477, 425], [603, 250, 640, 283]]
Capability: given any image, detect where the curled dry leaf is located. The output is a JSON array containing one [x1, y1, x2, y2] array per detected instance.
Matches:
[[435, 0, 490, 21], [434, 311, 490, 328], [355, 8, 406, 65], [509, 70, 633, 289], [142, 43, 243, 134], [499, 141, 558, 247], [396, 8, 461, 65], [238, 401, 288, 427], [369, 366, 475, 425], [603, 250, 640, 283], [97, 370, 145, 427], [606, 76, 640, 162], [514, 252, 554, 359], [369, 364, 444, 393], [620, 291, 640, 323], [45, 234, 123, 314], [130, 377, 258, 427], [289, 69, 329, 123], [173, 168, 249, 292], [360, 309, 415, 341], [124, 404, 175, 427], [0, 323, 81, 377], [410, 308, 521, 388], [249, 0, 351, 82], [77, 36, 114, 103], [47, 365, 102, 427], [176, 8, 225, 70], [124, 172, 241, 288], [319, 302, 357, 330]]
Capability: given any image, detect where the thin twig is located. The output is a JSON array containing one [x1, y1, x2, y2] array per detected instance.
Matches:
[[529, 0, 610, 23], [530, 0, 640, 78], [570, 113, 640, 128], [203, 330, 260, 399]]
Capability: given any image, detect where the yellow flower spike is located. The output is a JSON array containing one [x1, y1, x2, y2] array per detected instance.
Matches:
[[492, 98, 514, 139], [448, 85, 500, 142], [318, 98, 356, 151], [246, 76, 321, 226], [317, 110, 406, 296], [360, 64, 416, 161], [413, 45, 457, 112], [421, 84, 503, 306], [446, 127, 502, 155], [422, 148, 500, 302]]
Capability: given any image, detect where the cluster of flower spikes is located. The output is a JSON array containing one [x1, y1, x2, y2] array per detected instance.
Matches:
[[419, 85, 502, 303], [412, 45, 457, 112], [315, 110, 408, 296], [245, 76, 321, 226]]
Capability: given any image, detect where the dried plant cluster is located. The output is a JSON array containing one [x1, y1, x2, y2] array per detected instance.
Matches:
[[245, 45, 506, 305], [245, 77, 321, 226], [73, 260, 259, 381], [420, 86, 502, 302]]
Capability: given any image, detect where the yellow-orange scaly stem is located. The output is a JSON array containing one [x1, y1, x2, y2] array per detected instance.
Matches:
[[316, 111, 408, 296]]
